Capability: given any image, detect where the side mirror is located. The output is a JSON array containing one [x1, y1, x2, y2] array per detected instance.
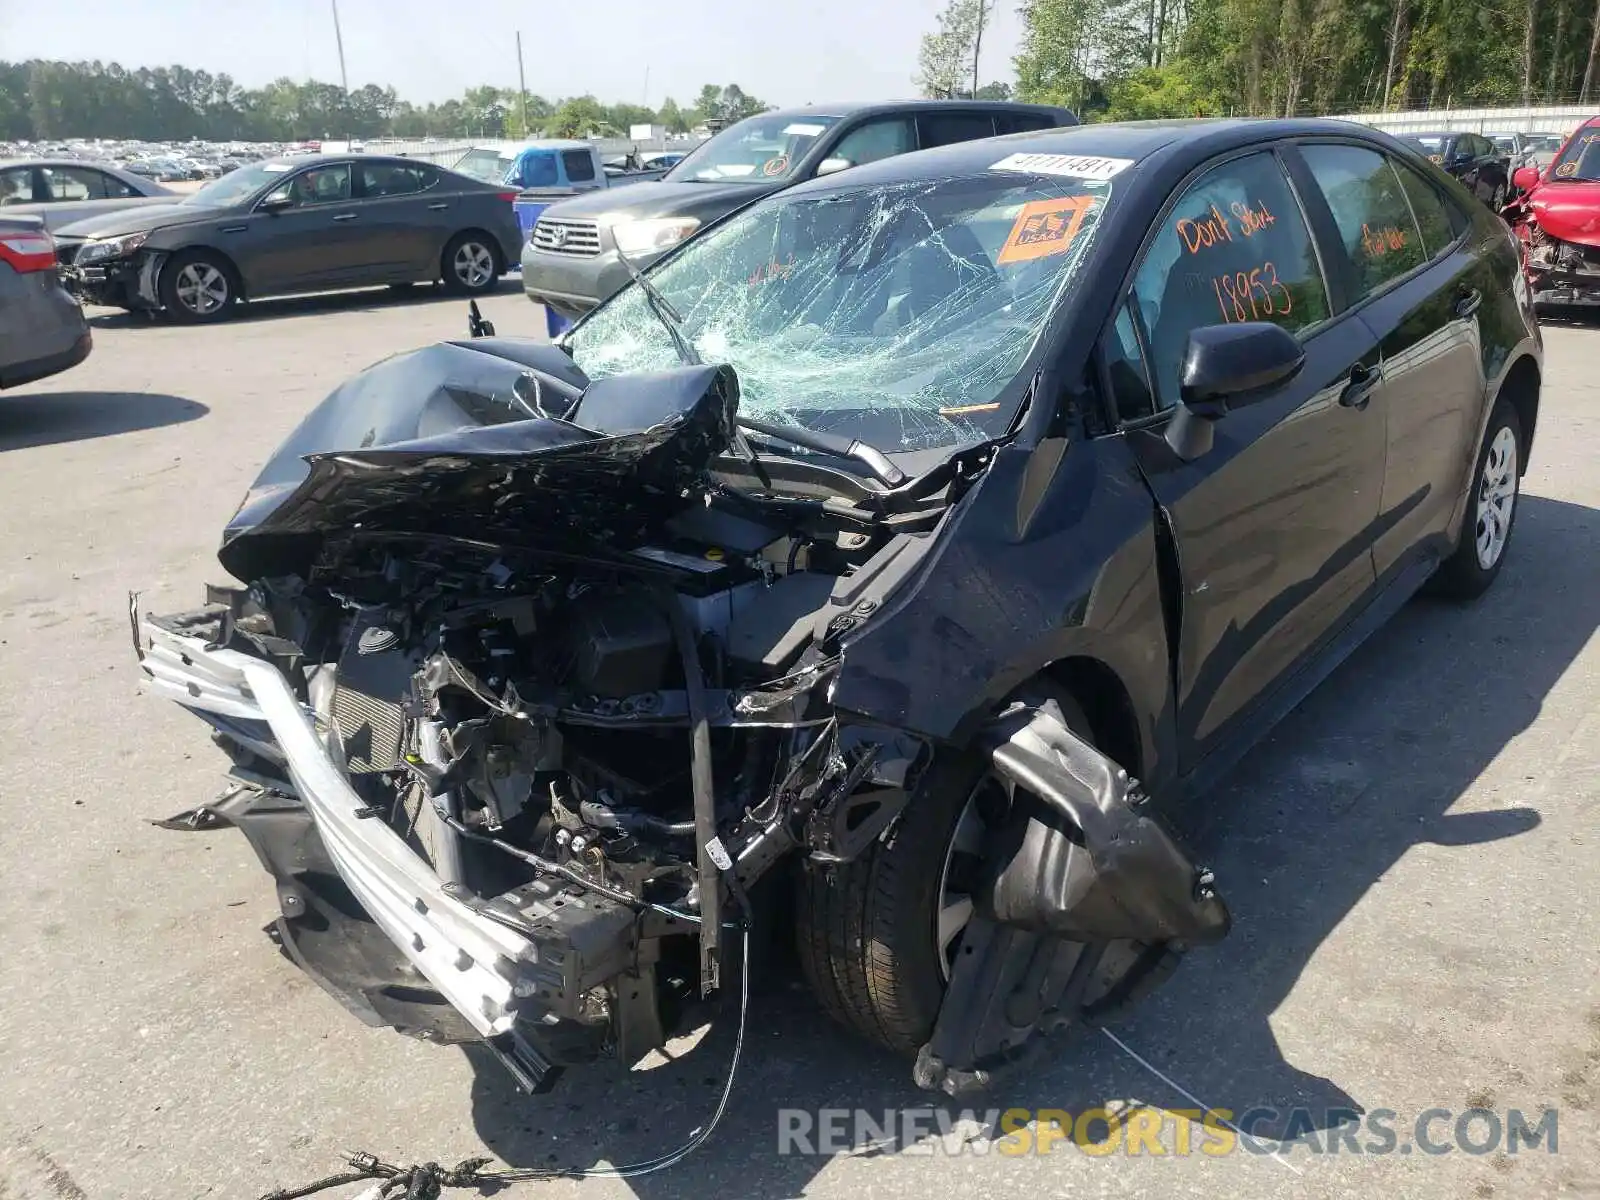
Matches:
[[1513, 165, 1541, 192], [258, 189, 293, 212], [814, 157, 854, 177], [1165, 323, 1304, 461]]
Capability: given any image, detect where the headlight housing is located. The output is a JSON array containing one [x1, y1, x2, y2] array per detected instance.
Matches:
[[76, 231, 151, 266], [611, 218, 700, 257]]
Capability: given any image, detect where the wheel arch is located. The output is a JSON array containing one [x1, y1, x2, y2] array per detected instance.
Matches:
[[1040, 655, 1147, 781], [1496, 353, 1540, 473], [444, 227, 506, 273], [159, 244, 249, 301]]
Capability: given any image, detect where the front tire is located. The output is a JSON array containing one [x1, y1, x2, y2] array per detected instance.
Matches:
[[796, 694, 1097, 1055], [441, 232, 500, 296], [1430, 399, 1523, 599], [159, 250, 237, 324]]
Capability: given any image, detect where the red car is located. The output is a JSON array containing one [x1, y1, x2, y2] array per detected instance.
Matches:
[[1510, 115, 1600, 306]]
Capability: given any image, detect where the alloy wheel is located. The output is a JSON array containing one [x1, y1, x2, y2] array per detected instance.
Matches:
[[174, 262, 229, 315], [453, 241, 496, 290], [936, 773, 1010, 980], [1474, 425, 1518, 569]]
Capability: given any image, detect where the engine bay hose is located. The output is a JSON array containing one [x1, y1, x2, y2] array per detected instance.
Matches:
[[663, 588, 723, 994]]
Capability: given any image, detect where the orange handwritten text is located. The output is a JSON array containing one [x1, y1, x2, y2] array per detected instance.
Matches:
[[748, 255, 796, 286], [1177, 203, 1234, 253], [1360, 223, 1408, 257], [1211, 261, 1293, 324], [1231, 199, 1278, 237]]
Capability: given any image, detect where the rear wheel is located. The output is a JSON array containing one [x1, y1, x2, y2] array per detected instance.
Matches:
[[797, 692, 1121, 1054], [159, 250, 237, 323], [441, 232, 499, 295], [1429, 399, 1522, 599]]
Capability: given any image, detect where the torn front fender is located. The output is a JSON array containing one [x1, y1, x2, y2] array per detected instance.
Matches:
[[914, 698, 1228, 1094], [980, 698, 1229, 945]]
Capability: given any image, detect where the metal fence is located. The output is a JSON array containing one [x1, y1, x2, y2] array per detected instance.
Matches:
[[1327, 104, 1596, 136]]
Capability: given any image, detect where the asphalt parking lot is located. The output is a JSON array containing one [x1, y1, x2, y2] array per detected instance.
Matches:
[[1, 284, 1597, 1199]]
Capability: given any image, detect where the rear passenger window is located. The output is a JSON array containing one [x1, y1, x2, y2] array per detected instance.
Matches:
[[994, 114, 1057, 134], [1391, 159, 1459, 258], [562, 150, 596, 183], [1299, 144, 1425, 298], [919, 112, 997, 148], [360, 163, 434, 197], [1130, 151, 1330, 409]]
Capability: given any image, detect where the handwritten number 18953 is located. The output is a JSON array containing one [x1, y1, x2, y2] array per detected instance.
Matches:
[[1211, 261, 1292, 324]]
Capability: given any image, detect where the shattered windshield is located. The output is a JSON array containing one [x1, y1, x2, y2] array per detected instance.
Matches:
[[1549, 130, 1600, 181], [566, 171, 1113, 454], [663, 114, 840, 182]]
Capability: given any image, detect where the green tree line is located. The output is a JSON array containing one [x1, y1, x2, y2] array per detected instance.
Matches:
[[1006, 0, 1600, 119], [0, 61, 768, 141]]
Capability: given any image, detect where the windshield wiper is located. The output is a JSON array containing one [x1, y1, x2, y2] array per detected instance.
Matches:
[[616, 250, 700, 366], [737, 416, 907, 487]]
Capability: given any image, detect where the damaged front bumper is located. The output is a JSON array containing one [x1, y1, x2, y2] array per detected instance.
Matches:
[[1526, 239, 1600, 306], [59, 254, 160, 310], [137, 608, 538, 1041]]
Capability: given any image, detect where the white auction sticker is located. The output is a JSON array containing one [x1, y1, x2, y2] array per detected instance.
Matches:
[[989, 152, 1134, 181]]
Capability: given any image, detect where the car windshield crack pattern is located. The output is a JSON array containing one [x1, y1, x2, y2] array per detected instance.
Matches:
[[567, 174, 1111, 455]]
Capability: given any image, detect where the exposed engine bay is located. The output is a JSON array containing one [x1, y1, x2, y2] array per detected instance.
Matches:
[[135, 333, 1228, 1095]]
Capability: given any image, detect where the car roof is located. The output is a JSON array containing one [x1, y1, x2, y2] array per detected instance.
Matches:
[[1398, 130, 1461, 138], [0, 157, 129, 170], [780, 117, 1348, 193], [255, 153, 415, 170], [747, 99, 1077, 121]]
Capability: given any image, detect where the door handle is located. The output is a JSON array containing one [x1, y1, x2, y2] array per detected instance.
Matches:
[[427, 202, 450, 211], [332, 212, 359, 222], [1454, 287, 1482, 318], [1340, 363, 1382, 409]]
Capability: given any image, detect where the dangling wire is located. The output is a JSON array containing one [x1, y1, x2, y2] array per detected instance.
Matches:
[[257, 924, 752, 1198]]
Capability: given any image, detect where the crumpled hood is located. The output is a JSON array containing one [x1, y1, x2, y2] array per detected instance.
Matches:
[[53, 202, 210, 239], [217, 338, 738, 581], [1529, 182, 1600, 248]]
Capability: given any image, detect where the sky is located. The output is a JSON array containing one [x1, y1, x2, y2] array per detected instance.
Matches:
[[0, 0, 1029, 110]]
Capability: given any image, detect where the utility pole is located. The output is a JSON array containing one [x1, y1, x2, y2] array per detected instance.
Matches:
[[972, 0, 988, 98], [330, 0, 351, 141], [330, 0, 350, 92], [516, 31, 530, 136]]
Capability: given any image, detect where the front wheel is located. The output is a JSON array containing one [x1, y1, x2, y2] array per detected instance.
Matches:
[[441, 233, 499, 296], [1429, 399, 1523, 599], [159, 250, 237, 323], [796, 692, 1139, 1056]]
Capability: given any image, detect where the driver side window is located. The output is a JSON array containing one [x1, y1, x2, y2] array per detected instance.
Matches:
[[827, 119, 916, 170], [1128, 151, 1330, 411], [268, 164, 352, 208]]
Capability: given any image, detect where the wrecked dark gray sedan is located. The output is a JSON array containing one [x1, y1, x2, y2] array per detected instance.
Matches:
[[134, 119, 1539, 1097]]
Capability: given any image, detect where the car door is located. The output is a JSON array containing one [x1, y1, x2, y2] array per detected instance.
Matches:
[[354, 161, 446, 277], [228, 162, 369, 295], [1291, 142, 1489, 581], [1113, 148, 1387, 770]]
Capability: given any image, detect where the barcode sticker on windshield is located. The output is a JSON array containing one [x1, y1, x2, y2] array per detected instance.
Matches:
[[989, 152, 1133, 181], [784, 123, 828, 136]]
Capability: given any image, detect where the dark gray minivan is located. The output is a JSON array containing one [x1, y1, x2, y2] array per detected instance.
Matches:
[[521, 100, 1078, 323]]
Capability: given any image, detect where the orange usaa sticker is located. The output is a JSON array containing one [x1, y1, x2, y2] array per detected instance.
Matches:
[[996, 195, 1097, 265]]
